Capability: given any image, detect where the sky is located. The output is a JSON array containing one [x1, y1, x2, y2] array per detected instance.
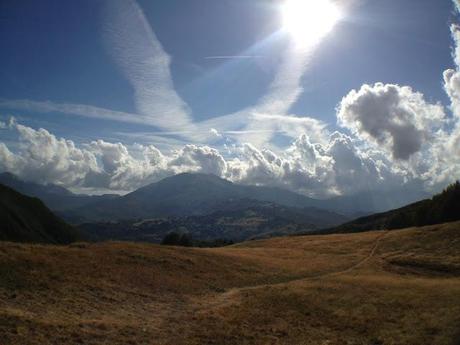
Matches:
[[0, 0, 459, 197]]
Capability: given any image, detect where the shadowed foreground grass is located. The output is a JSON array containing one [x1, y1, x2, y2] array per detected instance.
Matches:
[[1, 221, 460, 344]]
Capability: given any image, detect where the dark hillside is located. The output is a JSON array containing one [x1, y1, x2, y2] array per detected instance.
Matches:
[[0, 184, 80, 244], [319, 181, 460, 234]]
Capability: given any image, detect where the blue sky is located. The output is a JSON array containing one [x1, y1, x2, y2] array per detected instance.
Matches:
[[0, 0, 455, 143], [0, 0, 459, 196]]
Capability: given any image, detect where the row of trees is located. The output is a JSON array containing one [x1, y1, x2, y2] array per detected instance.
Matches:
[[386, 181, 460, 229]]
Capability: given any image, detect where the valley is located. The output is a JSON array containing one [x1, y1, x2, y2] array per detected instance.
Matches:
[[79, 199, 348, 244]]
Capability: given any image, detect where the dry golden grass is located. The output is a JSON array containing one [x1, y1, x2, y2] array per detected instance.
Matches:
[[1, 222, 460, 344]]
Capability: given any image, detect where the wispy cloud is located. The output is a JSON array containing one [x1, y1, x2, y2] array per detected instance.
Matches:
[[0, 99, 144, 124], [194, 0, 362, 148], [113, 131, 194, 152], [1, 0, 197, 137], [102, 0, 194, 132], [1, 0, 346, 150], [195, 38, 331, 146], [256, 42, 320, 116], [204, 55, 265, 60], [195, 110, 328, 148]]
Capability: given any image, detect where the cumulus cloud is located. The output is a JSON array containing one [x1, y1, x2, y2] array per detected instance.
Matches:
[[0, 112, 457, 198], [0, 122, 167, 191], [223, 130, 409, 198], [443, 25, 460, 119], [338, 83, 446, 160], [169, 145, 228, 177], [438, 15, 460, 186], [454, 0, 460, 13], [0, 143, 20, 173], [0, 120, 399, 197], [0, 122, 230, 192], [209, 129, 222, 139], [0, 122, 99, 187]]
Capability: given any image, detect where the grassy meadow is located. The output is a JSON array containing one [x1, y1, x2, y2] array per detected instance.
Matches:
[[1, 222, 460, 344]]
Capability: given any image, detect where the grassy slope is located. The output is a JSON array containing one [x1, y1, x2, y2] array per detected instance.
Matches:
[[0, 222, 459, 344]]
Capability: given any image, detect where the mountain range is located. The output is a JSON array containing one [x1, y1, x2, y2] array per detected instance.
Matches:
[[0, 172, 430, 222], [0, 169, 457, 247], [0, 171, 439, 244], [67, 173, 340, 222]]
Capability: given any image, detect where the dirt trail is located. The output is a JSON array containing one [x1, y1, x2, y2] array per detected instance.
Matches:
[[311, 230, 389, 279], [198, 231, 390, 311]]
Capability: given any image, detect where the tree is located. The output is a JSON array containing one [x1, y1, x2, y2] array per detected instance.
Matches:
[[161, 232, 192, 247]]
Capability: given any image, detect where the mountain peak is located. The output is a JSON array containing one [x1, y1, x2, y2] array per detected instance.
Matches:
[[166, 172, 228, 182], [138, 172, 233, 191], [78, 172, 328, 221]]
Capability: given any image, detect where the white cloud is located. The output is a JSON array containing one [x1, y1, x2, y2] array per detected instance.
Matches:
[[426, 124, 460, 188], [0, 113, 456, 198], [222, 132, 398, 198], [196, 111, 328, 148], [337, 83, 446, 160], [86, 140, 167, 190], [169, 145, 228, 177], [454, 0, 460, 12], [0, 120, 393, 197], [443, 25, 460, 119], [436, 17, 460, 187], [0, 121, 228, 192], [209, 128, 222, 139], [326, 132, 390, 194], [0, 143, 20, 172], [0, 122, 99, 187]]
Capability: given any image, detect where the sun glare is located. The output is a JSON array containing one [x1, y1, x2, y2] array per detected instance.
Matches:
[[282, 0, 342, 45]]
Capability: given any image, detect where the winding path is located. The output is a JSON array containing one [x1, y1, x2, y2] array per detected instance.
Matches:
[[310, 230, 389, 279], [199, 230, 390, 311]]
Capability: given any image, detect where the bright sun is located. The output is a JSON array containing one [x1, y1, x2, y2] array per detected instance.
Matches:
[[282, 0, 342, 45]]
